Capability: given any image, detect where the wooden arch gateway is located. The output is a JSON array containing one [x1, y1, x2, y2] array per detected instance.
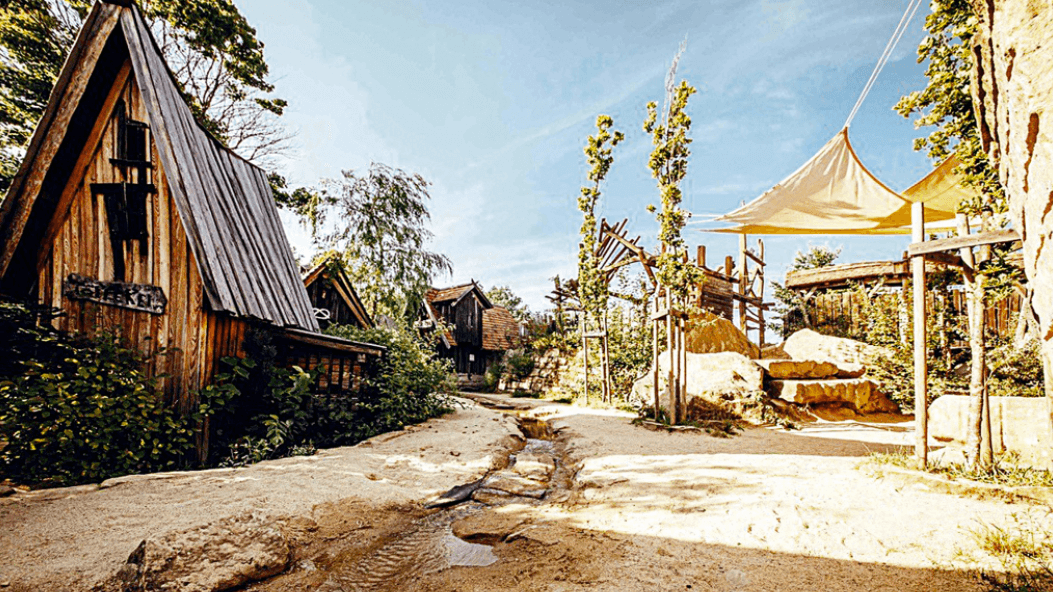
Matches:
[[551, 217, 768, 422]]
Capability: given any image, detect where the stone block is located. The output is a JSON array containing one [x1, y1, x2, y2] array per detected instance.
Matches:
[[757, 359, 839, 379], [928, 395, 1053, 468], [768, 378, 897, 413], [781, 329, 889, 377]]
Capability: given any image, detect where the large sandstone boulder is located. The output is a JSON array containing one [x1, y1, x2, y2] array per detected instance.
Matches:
[[929, 395, 1053, 468], [780, 329, 890, 378], [630, 351, 764, 411], [970, 0, 1053, 403], [106, 514, 293, 592], [685, 312, 759, 359]]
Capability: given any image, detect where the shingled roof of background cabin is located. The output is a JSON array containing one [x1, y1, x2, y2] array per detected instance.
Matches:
[[0, 0, 318, 331], [482, 306, 519, 351], [427, 282, 493, 307]]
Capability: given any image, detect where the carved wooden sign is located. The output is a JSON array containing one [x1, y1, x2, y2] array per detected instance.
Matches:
[[62, 274, 167, 315]]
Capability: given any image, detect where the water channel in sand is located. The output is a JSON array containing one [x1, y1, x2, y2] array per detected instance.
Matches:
[[314, 410, 563, 592]]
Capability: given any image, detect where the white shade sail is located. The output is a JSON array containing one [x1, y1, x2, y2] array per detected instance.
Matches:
[[712, 128, 978, 235]]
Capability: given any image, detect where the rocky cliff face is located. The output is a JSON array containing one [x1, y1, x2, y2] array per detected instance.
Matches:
[[969, 0, 1053, 396]]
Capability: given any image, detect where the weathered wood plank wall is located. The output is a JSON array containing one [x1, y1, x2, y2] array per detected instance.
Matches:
[[35, 68, 246, 409]]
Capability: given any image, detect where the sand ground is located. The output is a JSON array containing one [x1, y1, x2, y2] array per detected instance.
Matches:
[[3, 394, 1050, 591]]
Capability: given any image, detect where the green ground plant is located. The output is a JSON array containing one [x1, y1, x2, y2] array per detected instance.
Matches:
[[866, 451, 1053, 488], [0, 301, 200, 486], [969, 512, 1053, 592]]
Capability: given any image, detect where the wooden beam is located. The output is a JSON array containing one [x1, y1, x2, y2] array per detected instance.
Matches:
[[37, 62, 133, 274], [907, 229, 1020, 257], [922, 251, 967, 269], [913, 202, 928, 465]]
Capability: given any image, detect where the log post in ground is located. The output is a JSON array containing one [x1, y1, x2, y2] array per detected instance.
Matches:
[[913, 202, 928, 465]]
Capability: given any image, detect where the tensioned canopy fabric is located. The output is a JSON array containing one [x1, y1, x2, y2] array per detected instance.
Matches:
[[711, 128, 978, 235]]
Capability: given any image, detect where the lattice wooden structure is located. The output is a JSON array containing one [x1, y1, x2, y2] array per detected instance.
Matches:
[[551, 218, 768, 420]]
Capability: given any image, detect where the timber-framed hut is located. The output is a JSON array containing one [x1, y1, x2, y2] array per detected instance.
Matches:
[[0, 0, 383, 412], [421, 282, 520, 384]]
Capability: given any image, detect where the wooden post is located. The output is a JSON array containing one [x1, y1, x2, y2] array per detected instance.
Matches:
[[582, 320, 589, 403], [667, 291, 677, 424], [912, 202, 928, 465], [757, 239, 766, 347], [652, 288, 660, 421], [679, 312, 687, 422], [601, 313, 611, 404], [739, 234, 748, 337]]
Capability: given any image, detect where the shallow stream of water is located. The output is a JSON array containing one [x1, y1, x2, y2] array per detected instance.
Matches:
[[317, 412, 561, 592]]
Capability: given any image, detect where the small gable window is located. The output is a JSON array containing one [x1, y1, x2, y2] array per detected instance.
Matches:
[[90, 99, 156, 280]]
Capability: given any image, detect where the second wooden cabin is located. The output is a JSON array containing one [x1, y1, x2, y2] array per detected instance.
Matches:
[[421, 282, 520, 385]]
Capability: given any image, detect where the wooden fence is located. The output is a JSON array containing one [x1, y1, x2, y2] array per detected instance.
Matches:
[[806, 288, 1021, 345]]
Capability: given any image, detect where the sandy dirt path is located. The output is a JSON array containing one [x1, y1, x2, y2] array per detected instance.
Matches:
[[274, 396, 1049, 592], [0, 399, 521, 591], [4, 393, 1051, 592]]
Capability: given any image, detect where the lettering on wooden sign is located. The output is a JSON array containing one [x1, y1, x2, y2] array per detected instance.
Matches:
[[62, 274, 167, 315]]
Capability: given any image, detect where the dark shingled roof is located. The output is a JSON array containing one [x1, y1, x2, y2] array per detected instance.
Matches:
[[482, 306, 519, 351], [0, 1, 318, 331]]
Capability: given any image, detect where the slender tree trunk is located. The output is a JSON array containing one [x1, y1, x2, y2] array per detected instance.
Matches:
[[964, 272, 986, 469], [959, 215, 988, 470]]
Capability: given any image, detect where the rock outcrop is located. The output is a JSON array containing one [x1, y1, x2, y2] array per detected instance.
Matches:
[[106, 513, 293, 592], [685, 312, 760, 359], [757, 359, 840, 380], [630, 351, 765, 412], [929, 395, 1053, 468], [780, 329, 889, 378], [970, 0, 1053, 402], [768, 378, 898, 414]]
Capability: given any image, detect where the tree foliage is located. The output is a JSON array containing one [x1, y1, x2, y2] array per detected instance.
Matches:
[[771, 245, 841, 337], [893, 0, 1004, 216], [644, 68, 701, 298], [577, 115, 623, 327], [0, 0, 289, 194], [486, 285, 531, 323], [310, 163, 452, 320]]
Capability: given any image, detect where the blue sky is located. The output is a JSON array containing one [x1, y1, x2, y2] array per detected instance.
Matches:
[[241, 0, 936, 312]]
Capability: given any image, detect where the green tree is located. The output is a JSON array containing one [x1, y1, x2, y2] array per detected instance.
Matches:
[[0, 0, 289, 194], [311, 163, 452, 320], [486, 285, 531, 323], [771, 245, 841, 338], [576, 115, 623, 328], [894, 0, 1013, 470], [643, 59, 701, 298]]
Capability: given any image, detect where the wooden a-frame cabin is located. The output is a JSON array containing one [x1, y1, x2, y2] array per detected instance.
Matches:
[[0, 0, 382, 410]]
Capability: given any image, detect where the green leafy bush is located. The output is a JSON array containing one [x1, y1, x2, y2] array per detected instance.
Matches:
[[0, 301, 198, 486], [327, 323, 454, 441], [208, 322, 454, 466], [989, 336, 1045, 398], [506, 352, 535, 381], [483, 361, 504, 392]]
